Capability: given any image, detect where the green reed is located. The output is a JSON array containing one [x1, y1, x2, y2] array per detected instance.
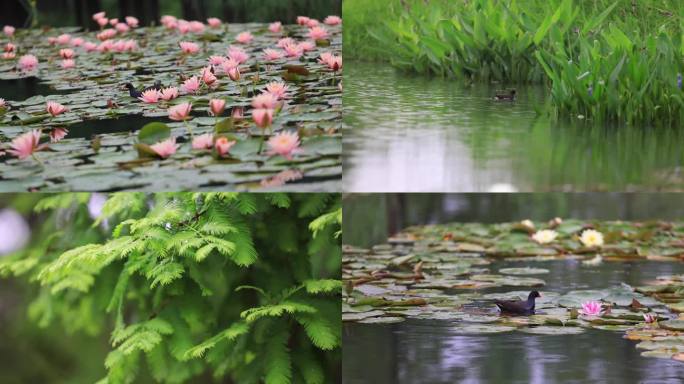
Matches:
[[345, 0, 684, 125]]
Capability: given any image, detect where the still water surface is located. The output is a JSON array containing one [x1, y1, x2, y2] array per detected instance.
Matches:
[[343, 259, 684, 384], [343, 62, 684, 192]]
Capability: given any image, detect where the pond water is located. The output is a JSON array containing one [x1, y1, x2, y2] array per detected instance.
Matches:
[[343, 194, 684, 383], [343, 321, 684, 384], [343, 62, 684, 192], [343, 258, 684, 384]]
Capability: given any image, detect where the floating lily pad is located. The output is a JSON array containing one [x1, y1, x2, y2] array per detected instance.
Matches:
[[518, 326, 585, 335], [499, 267, 549, 275]]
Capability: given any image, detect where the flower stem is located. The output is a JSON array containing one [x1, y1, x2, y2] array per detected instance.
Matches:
[[183, 119, 194, 139]]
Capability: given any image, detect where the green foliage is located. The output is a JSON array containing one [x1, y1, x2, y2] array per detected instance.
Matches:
[[346, 0, 684, 124], [0, 192, 341, 384]]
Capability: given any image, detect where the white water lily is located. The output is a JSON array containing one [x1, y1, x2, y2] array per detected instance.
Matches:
[[532, 229, 558, 244], [521, 219, 535, 229], [580, 229, 604, 247]]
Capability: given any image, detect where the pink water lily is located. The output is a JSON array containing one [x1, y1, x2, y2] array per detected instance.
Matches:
[[252, 108, 274, 128], [283, 43, 303, 58], [201, 66, 217, 86], [115, 23, 130, 33], [4, 25, 16, 37], [324, 16, 342, 25], [306, 19, 319, 28], [215, 137, 236, 157], [59, 48, 75, 59], [161, 15, 177, 29], [8, 129, 46, 159], [263, 48, 283, 61], [4, 43, 15, 52], [643, 313, 657, 323], [60, 59, 75, 69], [168, 102, 192, 121], [125, 16, 139, 28], [269, 22, 282, 33], [235, 31, 253, 44], [2, 52, 15, 59], [18, 54, 38, 71], [207, 18, 221, 28], [96, 29, 117, 41], [70, 37, 84, 46], [83, 42, 97, 52], [308, 26, 328, 40], [232, 107, 244, 120], [92, 12, 106, 21], [56, 34, 71, 45], [139, 89, 161, 103], [580, 301, 603, 316], [46, 101, 67, 116], [209, 55, 227, 66], [189, 21, 205, 33], [277, 37, 295, 48], [160, 87, 179, 101], [192, 133, 214, 150], [297, 16, 310, 26], [221, 61, 240, 81], [49, 128, 68, 143], [267, 131, 301, 160], [252, 93, 279, 110], [227, 46, 248, 64], [298, 41, 316, 52], [0, 98, 5, 108], [181, 76, 201, 94], [319, 52, 342, 71], [109, 18, 119, 26], [208, 99, 225, 116], [150, 137, 178, 159], [265, 81, 288, 99], [179, 41, 199, 54], [97, 17, 109, 28]]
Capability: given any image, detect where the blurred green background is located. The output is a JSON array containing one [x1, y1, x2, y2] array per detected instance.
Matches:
[[1, 0, 341, 29], [344, 194, 684, 248]]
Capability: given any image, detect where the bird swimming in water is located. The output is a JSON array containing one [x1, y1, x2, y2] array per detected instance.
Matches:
[[494, 291, 540, 315], [123, 80, 162, 99], [494, 89, 516, 101]]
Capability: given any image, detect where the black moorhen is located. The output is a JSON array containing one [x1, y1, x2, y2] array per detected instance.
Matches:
[[495, 290, 541, 315], [124, 80, 163, 98], [494, 89, 516, 101]]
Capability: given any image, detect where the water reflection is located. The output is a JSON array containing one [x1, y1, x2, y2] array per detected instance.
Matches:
[[343, 62, 684, 192], [344, 321, 684, 384]]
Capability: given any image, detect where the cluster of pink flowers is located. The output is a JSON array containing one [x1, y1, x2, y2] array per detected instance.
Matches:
[[92, 11, 138, 32], [2, 43, 16, 59], [191, 132, 236, 157], [319, 52, 342, 71], [161, 15, 208, 34]]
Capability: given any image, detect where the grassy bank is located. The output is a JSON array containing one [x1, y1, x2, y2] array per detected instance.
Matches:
[[344, 0, 684, 124]]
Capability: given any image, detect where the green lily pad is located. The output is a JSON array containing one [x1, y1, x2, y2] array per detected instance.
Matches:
[[499, 267, 549, 275]]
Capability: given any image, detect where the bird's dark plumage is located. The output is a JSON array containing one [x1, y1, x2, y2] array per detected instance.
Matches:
[[494, 89, 516, 101], [124, 81, 163, 99], [495, 291, 540, 315]]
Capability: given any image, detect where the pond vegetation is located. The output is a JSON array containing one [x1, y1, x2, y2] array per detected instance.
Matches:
[[0, 12, 341, 191], [344, 0, 684, 125], [343, 219, 684, 363]]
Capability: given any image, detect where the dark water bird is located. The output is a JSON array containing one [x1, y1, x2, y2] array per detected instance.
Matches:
[[123, 80, 163, 98], [495, 291, 541, 315], [494, 89, 516, 101]]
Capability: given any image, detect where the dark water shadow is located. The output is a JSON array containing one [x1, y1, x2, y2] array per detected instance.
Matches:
[[0, 78, 72, 101], [65, 115, 162, 139]]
